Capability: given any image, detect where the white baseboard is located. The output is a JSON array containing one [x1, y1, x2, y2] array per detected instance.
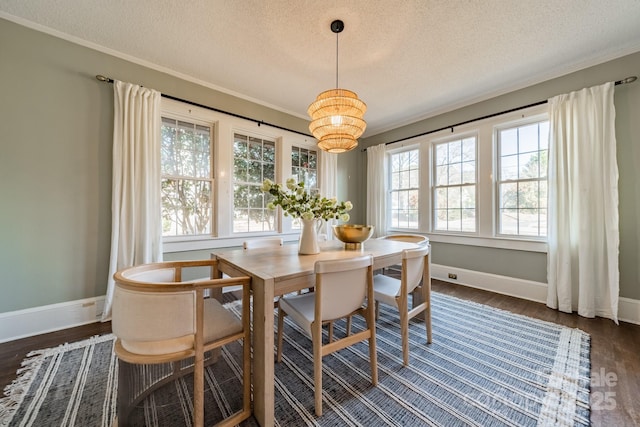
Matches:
[[432, 263, 640, 325], [1, 266, 638, 343], [618, 297, 640, 325], [0, 296, 105, 344], [431, 263, 548, 303]]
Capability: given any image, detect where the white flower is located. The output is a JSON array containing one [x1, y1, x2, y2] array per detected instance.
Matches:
[[261, 179, 273, 192], [261, 178, 353, 222], [286, 178, 296, 190]]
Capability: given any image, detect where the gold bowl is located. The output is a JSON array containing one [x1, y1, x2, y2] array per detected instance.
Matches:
[[332, 224, 375, 250]]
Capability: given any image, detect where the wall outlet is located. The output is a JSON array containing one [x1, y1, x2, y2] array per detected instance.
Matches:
[[448, 273, 458, 280]]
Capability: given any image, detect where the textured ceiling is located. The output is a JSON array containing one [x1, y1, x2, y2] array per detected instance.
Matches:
[[2, 1, 640, 137]]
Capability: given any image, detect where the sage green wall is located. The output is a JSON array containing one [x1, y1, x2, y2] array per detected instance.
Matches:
[[0, 18, 309, 313], [360, 52, 640, 300], [2, 17, 639, 314]]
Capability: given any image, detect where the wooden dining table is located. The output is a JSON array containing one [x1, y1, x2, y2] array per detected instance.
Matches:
[[211, 238, 419, 427]]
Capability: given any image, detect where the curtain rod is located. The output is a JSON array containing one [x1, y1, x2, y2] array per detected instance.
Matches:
[[365, 75, 638, 150], [95, 75, 313, 138]]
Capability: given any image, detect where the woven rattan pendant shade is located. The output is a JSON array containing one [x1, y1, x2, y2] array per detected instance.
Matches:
[[308, 20, 366, 153], [308, 89, 367, 153]]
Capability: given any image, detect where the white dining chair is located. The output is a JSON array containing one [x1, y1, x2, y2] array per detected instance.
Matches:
[[112, 260, 252, 427], [377, 233, 429, 246], [373, 245, 431, 366], [376, 233, 429, 275], [276, 255, 377, 416]]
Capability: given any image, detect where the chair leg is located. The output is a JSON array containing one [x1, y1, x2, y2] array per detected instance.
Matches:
[[277, 306, 286, 363], [426, 303, 432, 344], [193, 355, 204, 427], [328, 321, 334, 343], [366, 306, 378, 386], [400, 306, 409, 367], [346, 315, 352, 336], [312, 327, 323, 416]]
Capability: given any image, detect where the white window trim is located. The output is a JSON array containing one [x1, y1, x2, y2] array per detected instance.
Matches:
[[385, 104, 548, 253], [160, 98, 319, 253]]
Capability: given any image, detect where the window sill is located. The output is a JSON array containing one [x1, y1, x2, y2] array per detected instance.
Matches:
[[163, 232, 301, 253], [426, 233, 547, 253]]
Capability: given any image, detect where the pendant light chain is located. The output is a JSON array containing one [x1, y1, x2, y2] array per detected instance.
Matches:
[[335, 30, 339, 89]]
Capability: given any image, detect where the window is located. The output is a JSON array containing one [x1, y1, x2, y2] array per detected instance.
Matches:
[[291, 146, 318, 189], [291, 146, 318, 229], [233, 133, 276, 233], [497, 120, 549, 237], [389, 149, 419, 229], [433, 136, 477, 233], [161, 117, 213, 236]]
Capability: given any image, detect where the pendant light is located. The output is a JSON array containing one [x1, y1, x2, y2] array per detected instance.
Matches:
[[308, 20, 367, 153]]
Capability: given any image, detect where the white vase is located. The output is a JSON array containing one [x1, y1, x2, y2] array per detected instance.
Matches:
[[299, 218, 322, 255]]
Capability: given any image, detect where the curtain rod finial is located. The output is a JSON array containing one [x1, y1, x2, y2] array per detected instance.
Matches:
[[96, 75, 112, 83]]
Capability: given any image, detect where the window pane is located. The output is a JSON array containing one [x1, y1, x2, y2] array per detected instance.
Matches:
[[500, 182, 518, 209], [434, 209, 447, 230], [500, 128, 518, 156], [462, 161, 475, 184], [462, 138, 475, 161], [539, 181, 548, 208], [449, 140, 462, 163], [447, 187, 461, 209], [500, 209, 518, 235], [461, 185, 475, 209], [518, 152, 538, 179], [518, 124, 539, 153], [518, 181, 538, 209], [519, 209, 540, 236], [462, 209, 475, 232], [448, 163, 461, 185], [308, 151, 317, 168], [436, 165, 448, 186], [435, 188, 447, 210], [436, 145, 448, 165], [500, 155, 518, 180]]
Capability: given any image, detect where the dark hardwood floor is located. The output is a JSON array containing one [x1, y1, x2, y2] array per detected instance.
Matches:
[[1, 280, 638, 426]]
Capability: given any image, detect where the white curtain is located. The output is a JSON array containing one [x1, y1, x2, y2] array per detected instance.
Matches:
[[547, 82, 619, 323], [366, 143, 387, 238], [102, 81, 163, 321], [319, 149, 338, 239]]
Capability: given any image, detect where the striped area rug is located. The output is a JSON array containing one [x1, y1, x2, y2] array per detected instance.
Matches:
[[0, 292, 590, 426]]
